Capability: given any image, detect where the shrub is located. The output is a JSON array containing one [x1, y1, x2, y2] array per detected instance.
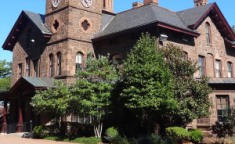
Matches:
[[72, 137, 102, 144], [34, 125, 49, 138], [166, 127, 190, 142], [105, 127, 130, 144], [189, 129, 204, 143], [135, 134, 163, 144]]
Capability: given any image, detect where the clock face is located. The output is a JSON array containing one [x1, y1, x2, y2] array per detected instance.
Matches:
[[52, 0, 61, 8], [81, 0, 92, 8]]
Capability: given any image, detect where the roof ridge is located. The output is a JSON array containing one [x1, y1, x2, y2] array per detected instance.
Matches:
[[116, 3, 151, 15], [176, 2, 215, 13], [150, 3, 175, 13]]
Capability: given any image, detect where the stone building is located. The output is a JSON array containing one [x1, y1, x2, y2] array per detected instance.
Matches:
[[0, 0, 235, 134]]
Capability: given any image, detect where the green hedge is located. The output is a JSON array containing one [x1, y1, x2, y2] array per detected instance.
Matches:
[[166, 127, 190, 142], [189, 129, 204, 143]]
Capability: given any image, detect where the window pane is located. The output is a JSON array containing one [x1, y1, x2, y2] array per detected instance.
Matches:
[[57, 53, 61, 75], [217, 96, 229, 123], [227, 63, 232, 78], [76, 53, 82, 64], [79, 116, 84, 124], [215, 60, 220, 78], [199, 56, 204, 76]]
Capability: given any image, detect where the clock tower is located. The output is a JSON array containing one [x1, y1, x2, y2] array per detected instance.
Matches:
[[43, 0, 104, 79]]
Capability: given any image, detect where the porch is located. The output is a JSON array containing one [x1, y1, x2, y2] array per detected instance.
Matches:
[[0, 77, 55, 134]]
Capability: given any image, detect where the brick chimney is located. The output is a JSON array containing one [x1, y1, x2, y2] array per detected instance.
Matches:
[[103, 0, 114, 13], [144, 0, 159, 5], [194, 0, 208, 7], [132, 2, 143, 8]]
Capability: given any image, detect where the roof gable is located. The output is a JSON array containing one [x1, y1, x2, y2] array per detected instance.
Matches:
[[2, 10, 52, 51], [177, 3, 235, 42]]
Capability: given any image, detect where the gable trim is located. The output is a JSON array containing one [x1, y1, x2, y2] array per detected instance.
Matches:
[[193, 3, 235, 40]]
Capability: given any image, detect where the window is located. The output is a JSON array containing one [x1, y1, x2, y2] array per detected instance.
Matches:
[[112, 55, 122, 72], [18, 64, 22, 79], [217, 96, 229, 123], [26, 58, 30, 77], [206, 23, 211, 44], [33, 60, 38, 77], [215, 60, 221, 78], [76, 53, 83, 73], [182, 52, 188, 61], [57, 53, 61, 75], [227, 62, 232, 78], [199, 56, 205, 77], [71, 115, 92, 124], [103, 0, 105, 7], [49, 54, 54, 77]]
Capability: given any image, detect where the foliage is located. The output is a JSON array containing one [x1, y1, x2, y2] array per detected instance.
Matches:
[[44, 136, 101, 144], [105, 127, 119, 137], [34, 125, 49, 138], [232, 25, 235, 34], [135, 134, 163, 144], [166, 127, 190, 142], [105, 127, 130, 144], [189, 129, 204, 143], [209, 137, 235, 144], [121, 33, 177, 122], [0, 60, 12, 92], [163, 44, 213, 127], [31, 54, 118, 138]]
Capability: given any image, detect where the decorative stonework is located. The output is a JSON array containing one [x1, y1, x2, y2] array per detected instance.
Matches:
[[80, 18, 92, 33], [51, 18, 60, 33]]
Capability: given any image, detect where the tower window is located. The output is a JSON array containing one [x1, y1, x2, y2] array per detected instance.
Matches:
[[57, 53, 61, 76], [206, 23, 211, 44], [82, 20, 90, 31], [76, 53, 83, 73], [49, 54, 54, 77], [26, 58, 30, 77], [53, 20, 59, 31]]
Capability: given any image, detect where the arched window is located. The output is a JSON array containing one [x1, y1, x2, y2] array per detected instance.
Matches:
[[76, 53, 83, 73], [182, 52, 188, 61], [57, 53, 61, 75], [206, 23, 211, 44], [112, 54, 122, 72], [227, 62, 232, 78], [49, 54, 54, 77], [27, 29, 32, 50], [26, 58, 30, 76]]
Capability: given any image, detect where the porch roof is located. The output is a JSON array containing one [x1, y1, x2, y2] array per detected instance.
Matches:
[[20, 76, 56, 88], [208, 78, 235, 84]]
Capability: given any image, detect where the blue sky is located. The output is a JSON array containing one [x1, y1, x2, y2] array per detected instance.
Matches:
[[0, 0, 234, 62]]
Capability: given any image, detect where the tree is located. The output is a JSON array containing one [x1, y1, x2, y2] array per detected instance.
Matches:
[[31, 53, 118, 138], [120, 33, 177, 132], [232, 25, 235, 34], [163, 43, 213, 127], [0, 60, 12, 92]]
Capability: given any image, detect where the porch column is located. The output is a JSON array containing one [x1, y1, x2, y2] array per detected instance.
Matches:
[[17, 99, 23, 132], [1, 99, 8, 133]]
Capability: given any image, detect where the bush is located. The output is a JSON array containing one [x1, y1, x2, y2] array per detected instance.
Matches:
[[135, 134, 163, 144], [34, 125, 49, 138], [44, 136, 101, 144], [105, 127, 130, 144], [166, 127, 190, 142], [189, 129, 204, 143]]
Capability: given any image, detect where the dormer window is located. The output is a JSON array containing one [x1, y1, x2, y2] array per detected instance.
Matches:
[[206, 23, 211, 44]]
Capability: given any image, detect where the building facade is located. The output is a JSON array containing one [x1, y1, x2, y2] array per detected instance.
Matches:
[[0, 0, 235, 134]]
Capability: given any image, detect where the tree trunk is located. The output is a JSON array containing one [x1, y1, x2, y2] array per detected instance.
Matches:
[[94, 119, 103, 138]]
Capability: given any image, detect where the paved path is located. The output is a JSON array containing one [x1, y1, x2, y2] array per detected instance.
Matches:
[[0, 136, 75, 144]]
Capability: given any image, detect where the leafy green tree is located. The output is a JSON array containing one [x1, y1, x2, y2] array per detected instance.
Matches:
[[0, 60, 12, 92], [163, 44, 213, 127], [31, 54, 118, 138], [121, 33, 177, 129]]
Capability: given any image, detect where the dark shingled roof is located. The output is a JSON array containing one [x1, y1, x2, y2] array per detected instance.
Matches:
[[176, 3, 215, 27], [209, 78, 235, 84], [23, 10, 52, 35], [101, 10, 115, 30], [93, 3, 199, 39], [22, 76, 56, 88]]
